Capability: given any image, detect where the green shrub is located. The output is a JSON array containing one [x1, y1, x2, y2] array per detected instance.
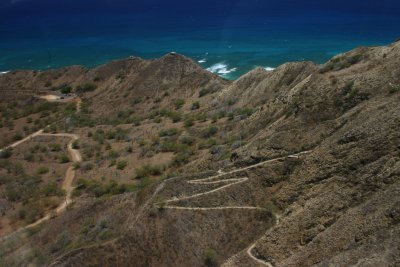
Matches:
[[72, 140, 79, 149], [49, 232, 71, 253], [160, 141, 189, 153], [184, 117, 195, 128], [75, 178, 135, 197], [171, 152, 190, 167], [41, 182, 64, 197], [203, 249, 218, 267], [12, 133, 23, 141], [135, 164, 164, 179], [227, 98, 236, 106], [60, 86, 72, 94], [159, 128, 180, 137], [131, 97, 142, 106], [76, 83, 97, 93], [191, 101, 200, 110], [202, 126, 218, 138], [73, 162, 81, 169], [116, 160, 128, 170], [0, 148, 13, 159], [319, 54, 363, 73], [180, 136, 195, 146], [236, 108, 254, 117], [199, 88, 212, 97], [24, 153, 34, 162], [388, 84, 400, 94], [168, 111, 181, 123], [59, 155, 70, 163], [37, 166, 49, 175], [81, 162, 93, 171], [49, 143, 61, 152], [174, 99, 185, 110], [198, 138, 217, 149]]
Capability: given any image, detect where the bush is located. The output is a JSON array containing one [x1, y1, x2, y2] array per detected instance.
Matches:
[[198, 138, 217, 149], [171, 151, 192, 167], [76, 83, 97, 93], [227, 98, 236, 106], [203, 249, 218, 267], [202, 126, 218, 138], [12, 133, 23, 141], [167, 111, 181, 123], [131, 97, 142, 106], [135, 164, 164, 179], [180, 136, 195, 146], [49, 232, 71, 253], [75, 178, 135, 197], [73, 162, 81, 169], [174, 99, 185, 109], [60, 86, 72, 94], [199, 88, 212, 97], [159, 128, 180, 137], [59, 155, 70, 163], [81, 161, 93, 171], [24, 153, 34, 162], [0, 148, 13, 159], [335, 83, 370, 110], [49, 143, 61, 152], [41, 182, 64, 196], [236, 108, 254, 117], [184, 117, 195, 128], [72, 140, 79, 149], [160, 141, 189, 153], [37, 166, 49, 175], [319, 54, 363, 73], [191, 101, 200, 110], [116, 160, 128, 170]]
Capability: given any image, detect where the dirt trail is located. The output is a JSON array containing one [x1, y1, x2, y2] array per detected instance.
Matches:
[[0, 98, 82, 242], [163, 151, 310, 266], [76, 98, 82, 112], [0, 132, 82, 242], [0, 129, 44, 152]]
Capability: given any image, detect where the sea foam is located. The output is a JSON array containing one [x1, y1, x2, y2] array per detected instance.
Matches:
[[207, 62, 237, 76], [0, 71, 10, 75], [198, 59, 206, 63]]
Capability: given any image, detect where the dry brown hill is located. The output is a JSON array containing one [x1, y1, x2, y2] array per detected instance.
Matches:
[[0, 41, 399, 267]]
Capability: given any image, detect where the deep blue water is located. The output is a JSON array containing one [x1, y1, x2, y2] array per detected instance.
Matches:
[[0, 0, 399, 79]]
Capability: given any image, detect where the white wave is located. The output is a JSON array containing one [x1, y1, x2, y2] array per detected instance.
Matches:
[[207, 62, 237, 76], [198, 59, 207, 63], [0, 71, 10, 75], [264, 67, 275, 71]]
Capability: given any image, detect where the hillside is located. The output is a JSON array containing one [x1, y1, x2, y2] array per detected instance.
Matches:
[[0, 41, 399, 267]]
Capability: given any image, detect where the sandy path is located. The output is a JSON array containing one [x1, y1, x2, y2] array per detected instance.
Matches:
[[0, 129, 44, 152], [0, 98, 82, 242], [0, 133, 81, 242]]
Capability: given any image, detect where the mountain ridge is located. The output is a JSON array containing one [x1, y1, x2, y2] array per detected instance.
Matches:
[[0, 41, 399, 266]]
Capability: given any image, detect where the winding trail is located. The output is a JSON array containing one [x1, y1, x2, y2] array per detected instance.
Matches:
[[0, 129, 44, 153], [0, 99, 82, 242], [0, 132, 82, 242], [163, 151, 310, 266]]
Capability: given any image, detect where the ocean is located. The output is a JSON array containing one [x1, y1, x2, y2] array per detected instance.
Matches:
[[0, 0, 399, 80]]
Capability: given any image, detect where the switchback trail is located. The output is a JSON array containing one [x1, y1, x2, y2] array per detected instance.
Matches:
[[163, 151, 311, 266]]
